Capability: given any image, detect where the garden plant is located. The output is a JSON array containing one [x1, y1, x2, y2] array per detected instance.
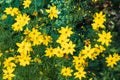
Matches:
[[0, 0, 120, 80]]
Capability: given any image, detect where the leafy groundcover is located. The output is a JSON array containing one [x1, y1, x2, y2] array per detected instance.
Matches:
[[0, 0, 120, 80]]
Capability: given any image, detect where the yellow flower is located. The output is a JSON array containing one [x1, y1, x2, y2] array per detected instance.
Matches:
[[94, 44, 105, 53], [1, 14, 7, 20], [3, 68, 15, 80], [90, 44, 105, 60], [58, 26, 73, 37], [54, 47, 64, 58], [92, 11, 106, 31], [74, 67, 86, 80], [113, 53, 120, 62], [75, 63, 86, 71], [0, 52, 3, 57], [73, 56, 85, 66], [91, 22, 105, 31], [92, 0, 98, 2], [106, 54, 118, 68], [42, 34, 52, 46], [89, 51, 98, 60], [62, 41, 76, 55], [16, 40, 33, 54], [28, 28, 43, 45], [4, 7, 13, 16], [17, 54, 31, 66], [46, 5, 59, 19], [15, 14, 30, 25], [56, 35, 69, 47], [61, 67, 73, 77], [24, 27, 30, 35], [97, 31, 112, 46], [12, 7, 20, 15], [12, 22, 23, 31], [80, 45, 94, 59], [23, 0, 31, 8], [3, 57, 16, 68], [45, 47, 55, 58], [93, 11, 106, 24], [29, 28, 41, 37]]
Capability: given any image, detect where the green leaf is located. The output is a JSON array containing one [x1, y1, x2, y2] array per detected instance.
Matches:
[[37, 0, 43, 7], [37, 0, 46, 8]]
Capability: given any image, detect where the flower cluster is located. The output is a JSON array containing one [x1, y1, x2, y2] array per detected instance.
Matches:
[[12, 14, 30, 31], [4, 7, 20, 16], [0, 0, 120, 80], [3, 57, 16, 80], [91, 11, 106, 31]]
